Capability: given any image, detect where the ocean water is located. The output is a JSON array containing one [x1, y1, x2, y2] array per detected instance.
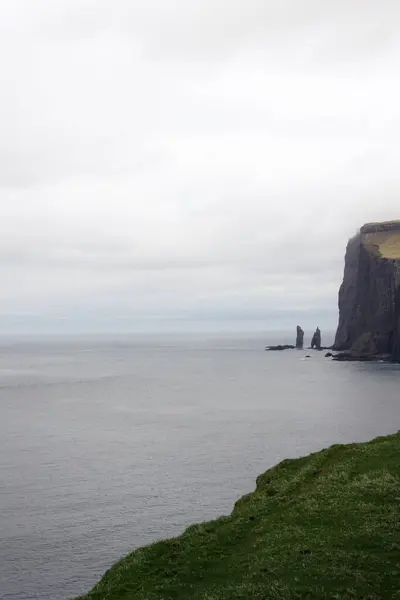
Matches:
[[1, 334, 400, 600]]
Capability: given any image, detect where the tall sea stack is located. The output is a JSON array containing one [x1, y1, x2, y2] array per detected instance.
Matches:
[[334, 220, 400, 360], [295, 326, 304, 349], [310, 327, 322, 350]]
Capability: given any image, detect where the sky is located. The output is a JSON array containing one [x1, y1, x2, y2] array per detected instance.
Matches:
[[1, 0, 399, 336]]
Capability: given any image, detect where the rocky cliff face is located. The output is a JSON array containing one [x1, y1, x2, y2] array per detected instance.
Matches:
[[334, 221, 400, 360]]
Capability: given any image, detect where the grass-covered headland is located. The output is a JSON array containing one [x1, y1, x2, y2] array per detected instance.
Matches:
[[76, 434, 400, 600]]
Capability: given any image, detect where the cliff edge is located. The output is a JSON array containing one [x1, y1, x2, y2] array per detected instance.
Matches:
[[75, 433, 400, 600], [334, 220, 400, 360]]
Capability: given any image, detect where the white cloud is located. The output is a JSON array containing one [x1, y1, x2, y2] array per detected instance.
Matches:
[[0, 0, 399, 332]]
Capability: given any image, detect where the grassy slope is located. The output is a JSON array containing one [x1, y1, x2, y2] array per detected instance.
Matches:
[[364, 231, 400, 259], [76, 434, 400, 600]]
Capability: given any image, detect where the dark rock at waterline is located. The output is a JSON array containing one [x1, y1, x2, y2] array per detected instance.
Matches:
[[265, 344, 295, 351], [296, 326, 304, 349], [332, 351, 394, 362], [332, 352, 375, 362]]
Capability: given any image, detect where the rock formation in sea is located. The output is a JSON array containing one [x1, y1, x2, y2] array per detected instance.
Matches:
[[295, 326, 304, 349], [266, 326, 304, 351], [310, 327, 322, 350], [265, 344, 295, 351], [333, 220, 400, 361]]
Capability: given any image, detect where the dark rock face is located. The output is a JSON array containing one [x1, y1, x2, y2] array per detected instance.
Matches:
[[334, 234, 361, 350], [310, 327, 322, 350], [295, 326, 304, 349], [333, 220, 400, 360]]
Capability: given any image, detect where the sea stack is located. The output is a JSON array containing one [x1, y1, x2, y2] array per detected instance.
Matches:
[[310, 327, 322, 350], [295, 326, 304, 349], [334, 220, 400, 360]]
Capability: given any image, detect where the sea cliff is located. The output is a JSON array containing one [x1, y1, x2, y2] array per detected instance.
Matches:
[[334, 220, 400, 360]]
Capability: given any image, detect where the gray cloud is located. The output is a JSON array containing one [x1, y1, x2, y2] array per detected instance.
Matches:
[[0, 0, 399, 333]]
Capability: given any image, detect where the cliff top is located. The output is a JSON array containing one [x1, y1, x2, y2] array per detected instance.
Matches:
[[361, 220, 400, 259], [361, 220, 400, 234], [76, 433, 400, 600]]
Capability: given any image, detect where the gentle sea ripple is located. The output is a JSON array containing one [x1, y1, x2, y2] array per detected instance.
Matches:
[[1, 335, 400, 599]]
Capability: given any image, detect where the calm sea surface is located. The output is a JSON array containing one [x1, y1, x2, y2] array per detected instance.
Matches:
[[1, 334, 400, 600]]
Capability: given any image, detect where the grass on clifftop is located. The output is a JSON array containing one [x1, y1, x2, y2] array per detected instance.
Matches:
[[364, 230, 400, 259], [76, 434, 400, 600]]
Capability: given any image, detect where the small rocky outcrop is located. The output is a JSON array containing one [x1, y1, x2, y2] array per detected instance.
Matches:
[[310, 327, 322, 350], [265, 344, 295, 351], [333, 220, 400, 361], [296, 326, 304, 349]]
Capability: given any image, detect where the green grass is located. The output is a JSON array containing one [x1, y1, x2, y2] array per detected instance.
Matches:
[[364, 231, 400, 259], [75, 434, 400, 600]]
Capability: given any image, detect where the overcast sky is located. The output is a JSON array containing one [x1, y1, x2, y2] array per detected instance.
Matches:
[[1, 0, 399, 335]]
